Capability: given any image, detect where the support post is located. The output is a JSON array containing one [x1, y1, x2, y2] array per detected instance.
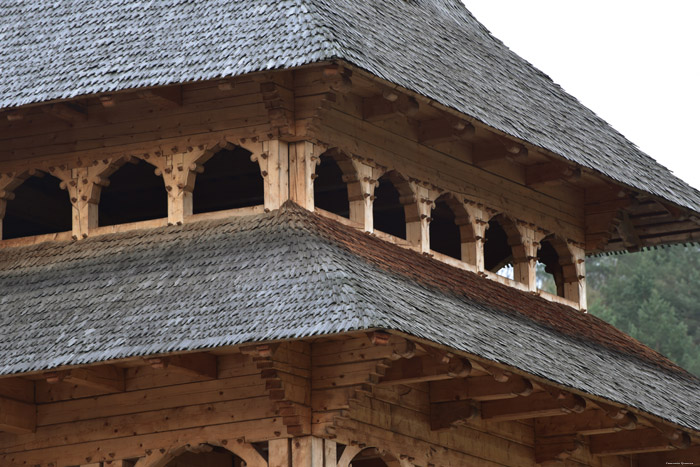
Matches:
[[463, 203, 488, 271], [349, 159, 380, 232], [290, 141, 320, 211]]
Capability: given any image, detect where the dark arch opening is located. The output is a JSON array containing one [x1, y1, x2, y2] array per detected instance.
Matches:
[[350, 447, 400, 467], [164, 445, 246, 467], [99, 159, 167, 226], [484, 215, 517, 275], [2, 173, 72, 239], [314, 153, 350, 218], [430, 196, 462, 259], [373, 173, 407, 239], [193, 146, 263, 214], [538, 236, 573, 297]]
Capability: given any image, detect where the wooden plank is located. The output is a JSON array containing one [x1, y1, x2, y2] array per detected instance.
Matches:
[[3, 396, 276, 453], [0, 396, 36, 434], [46, 365, 125, 393], [1, 418, 284, 467], [144, 353, 217, 380], [269, 438, 291, 467], [36, 374, 266, 426], [429, 375, 532, 402], [0, 377, 34, 403], [429, 400, 477, 431], [481, 391, 586, 422], [589, 428, 687, 456], [535, 410, 637, 436], [378, 355, 471, 386]]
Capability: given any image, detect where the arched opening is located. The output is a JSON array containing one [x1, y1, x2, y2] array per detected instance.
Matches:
[[373, 171, 414, 240], [2, 173, 71, 239], [163, 445, 246, 467], [314, 151, 352, 218], [99, 159, 167, 226], [484, 214, 521, 279], [193, 146, 263, 214], [538, 235, 577, 298], [430, 194, 472, 260], [347, 447, 400, 467]]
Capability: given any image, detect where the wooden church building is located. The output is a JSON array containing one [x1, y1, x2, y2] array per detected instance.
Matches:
[[1, 1, 699, 465]]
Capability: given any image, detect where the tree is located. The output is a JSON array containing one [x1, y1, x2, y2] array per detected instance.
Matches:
[[587, 246, 700, 377]]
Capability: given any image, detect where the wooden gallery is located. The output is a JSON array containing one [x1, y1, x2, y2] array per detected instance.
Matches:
[[1, 1, 699, 466]]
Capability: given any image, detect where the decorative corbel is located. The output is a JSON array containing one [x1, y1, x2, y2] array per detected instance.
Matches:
[[349, 157, 384, 232], [513, 222, 547, 291], [242, 139, 289, 211]]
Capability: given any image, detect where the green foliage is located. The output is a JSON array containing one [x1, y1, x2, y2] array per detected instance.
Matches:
[[587, 246, 700, 376]]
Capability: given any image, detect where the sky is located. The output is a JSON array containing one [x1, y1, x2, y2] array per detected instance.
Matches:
[[462, 1, 700, 190]]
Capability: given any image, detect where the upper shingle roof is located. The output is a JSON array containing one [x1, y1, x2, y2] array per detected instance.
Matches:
[[1, 0, 700, 213], [1, 204, 699, 432]]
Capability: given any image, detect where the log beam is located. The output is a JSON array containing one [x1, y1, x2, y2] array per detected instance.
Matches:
[[137, 86, 182, 109], [480, 391, 586, 422], [42, 103, 88, 124], [535, 409, 638, 436], [144, 353, 217, 380], [45, 365, 125, 393], [429, 400, 478, 431], [590, 427, 691, 456], [429, 374, 533, 402], [363, 93, 419, 122], [525, 161, 581, 187], [417, 118, 475, 145], [0, 395, 36, 434], [378, 355, 471, 386], [534, 435, 584, 464]]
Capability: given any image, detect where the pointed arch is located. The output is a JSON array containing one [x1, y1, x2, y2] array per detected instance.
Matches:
[[192, 144, 263, 214], [314, 148, 356, 218], [373, 170, 417, 240], [339, 447, 402, 467], [0, 170, 71, 240], [98, 157, 168, 226], [430, 193, 475, 261], [135, 441, 266, 467], [484, 213, 523, 275], [538, 234, 579, 299]]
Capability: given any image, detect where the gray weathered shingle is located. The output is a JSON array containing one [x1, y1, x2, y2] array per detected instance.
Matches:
[[1, 0, 699, 213], [1, 206, 699, 432]]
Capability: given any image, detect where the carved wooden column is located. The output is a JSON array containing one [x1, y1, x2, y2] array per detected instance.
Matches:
[[513, 223, 546, 291], [247, 139, 289, 211], [463, 201, 489, 272], [150, 149, 207, 225], [407, 182, 439, 254], [349, 158, 382, 232], [566, 243, 587, 310], [50, 161, 118, 239], [290, 141, 321, 211]]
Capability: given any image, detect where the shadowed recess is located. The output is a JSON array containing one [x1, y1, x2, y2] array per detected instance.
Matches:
[[430, 197, 462, 259], [99, 159, 167, 226], [314, 155, 349, 218], [2, 174, 71, 239], [194, 147, 263, 214], [373, 174, 406, 239]]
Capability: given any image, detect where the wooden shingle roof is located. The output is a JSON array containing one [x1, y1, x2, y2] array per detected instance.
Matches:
[[2, 0, 700, 214], [1, 204, 699, 432]]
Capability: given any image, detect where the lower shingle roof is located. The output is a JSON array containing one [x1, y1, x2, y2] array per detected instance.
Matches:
[[1, 203, 699, 432]]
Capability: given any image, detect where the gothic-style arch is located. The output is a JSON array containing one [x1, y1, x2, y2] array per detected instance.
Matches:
[[0, 170, 71, 240], [134, 441, 266, 467], [484, 213, 524, 276], [538, 234, 579, 300], [430, 193, 475, 261], [313, 148, 357, 219], [373, 170, 418, 240]]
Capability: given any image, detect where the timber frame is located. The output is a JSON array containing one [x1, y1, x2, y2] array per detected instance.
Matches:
[[2, 62, 700, 467], [0, 333, 697, 466]]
